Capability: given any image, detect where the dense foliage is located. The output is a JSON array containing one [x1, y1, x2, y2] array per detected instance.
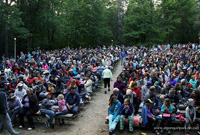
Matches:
[[0, 0, 200, 56]]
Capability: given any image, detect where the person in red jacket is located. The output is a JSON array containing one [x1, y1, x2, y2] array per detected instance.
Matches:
[[130, 82, 141, 101], [26, 74, 35, 85], [9, 77, 18, 92]]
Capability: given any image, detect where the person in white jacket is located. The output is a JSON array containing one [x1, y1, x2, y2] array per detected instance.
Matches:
[[14, 83, 27, 101], [102, 66, 113, 94], [85, 76, 93, 94]]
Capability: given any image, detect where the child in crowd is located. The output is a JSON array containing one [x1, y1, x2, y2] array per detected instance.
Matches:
[[63, 84, 68, 95], [55, 94, 68, 115], [119, 98, 134, 133], [108, 96, 121, 135], [160, 98, 173, 135], [40, 92, 55, 129]]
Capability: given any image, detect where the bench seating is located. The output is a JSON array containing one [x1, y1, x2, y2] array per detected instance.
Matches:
[[34, 109, 75, 125]]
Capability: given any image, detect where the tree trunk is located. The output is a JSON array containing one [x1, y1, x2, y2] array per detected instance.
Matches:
[[0, 0, 2, 58], [5, 30, 8, 57], [5, 0, 8, 57]]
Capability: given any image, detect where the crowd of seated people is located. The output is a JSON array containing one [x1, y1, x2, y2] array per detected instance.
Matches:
[[108, 44, 200, 135], [0, 46, 120, 132]]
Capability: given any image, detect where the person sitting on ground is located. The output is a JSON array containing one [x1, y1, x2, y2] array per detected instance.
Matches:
[[108, 96, 121, 135], [65, 87, 80, 114], [160, 98, 173, 135], [55, 94, 68, 115], [109, 88, 124, 104], [19, 88, 39, 131], [141, 99, 159, 134], [7, 93, 22, 125], [119, 98, 134, 133], [185, 98, 200, 135], [40, 92, 55, 129]]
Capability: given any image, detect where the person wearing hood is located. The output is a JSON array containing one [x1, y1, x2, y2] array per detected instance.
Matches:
[[185, 98, 200, 135], [108, 96, 121, 135], [113, 76, 125, 95], [40, 92, 55, 129], [14, 83, 27, 101]]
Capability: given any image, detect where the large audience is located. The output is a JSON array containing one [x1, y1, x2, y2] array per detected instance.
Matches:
[[1, 43, 200, 135], [0, 46, 119, 135], [108, 44, 200, 135]]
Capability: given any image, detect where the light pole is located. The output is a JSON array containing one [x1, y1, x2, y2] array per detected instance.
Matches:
[[14, 38, 16, 60], [111, 40, 113, 46]]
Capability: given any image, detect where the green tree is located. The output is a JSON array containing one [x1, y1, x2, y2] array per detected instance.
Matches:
[[0, 1, 28, 57], [122, 0, 162, 46]]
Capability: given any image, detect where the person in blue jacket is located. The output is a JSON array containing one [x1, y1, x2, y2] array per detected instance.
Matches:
[[120, 50, 126, 66], [65, 87, 80, 114], [141, 99, 157, 127], [108, 96, 121, 135]]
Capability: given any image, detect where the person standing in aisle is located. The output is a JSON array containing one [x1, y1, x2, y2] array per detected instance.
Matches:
[[120, 49, 126, 66], [102, 66, 113, 94]]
